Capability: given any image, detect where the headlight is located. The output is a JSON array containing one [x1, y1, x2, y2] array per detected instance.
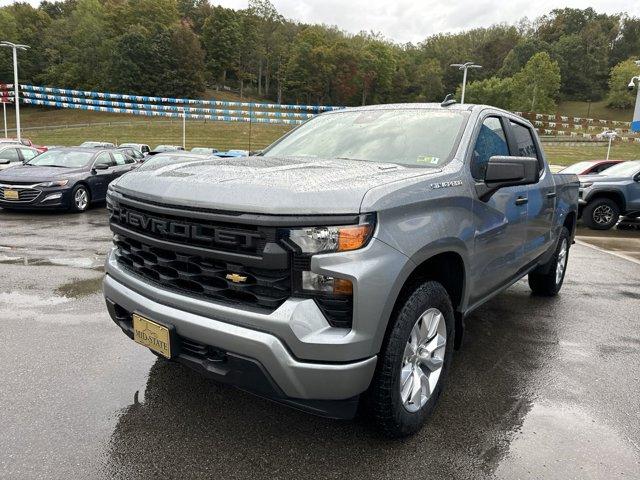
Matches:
[[36, 179, 69, 188], [579, 182, 593, 188], [285, 215, 375, 254]]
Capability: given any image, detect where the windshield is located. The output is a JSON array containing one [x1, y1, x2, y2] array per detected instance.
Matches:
[[263, 109, 469, 167], [560, 161, 592, 174], [27, 150, 94, 168], [599, 161, 640, 177]]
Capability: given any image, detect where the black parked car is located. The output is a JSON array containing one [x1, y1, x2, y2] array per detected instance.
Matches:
[[0, 147, 137, 212]]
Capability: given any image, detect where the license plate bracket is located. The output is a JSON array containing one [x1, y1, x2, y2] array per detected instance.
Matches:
[[132, 313, 175, 359]]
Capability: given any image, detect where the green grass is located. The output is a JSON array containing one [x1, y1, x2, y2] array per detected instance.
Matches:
[[556, 100, 634, 122], [543, 142, 640, 166], [6, 106, 292, 150]]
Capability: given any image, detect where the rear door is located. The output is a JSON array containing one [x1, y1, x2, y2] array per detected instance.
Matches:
[[507, 120, 555, 263], [111, 152, 136, 177], [470, 115, 529, 303]]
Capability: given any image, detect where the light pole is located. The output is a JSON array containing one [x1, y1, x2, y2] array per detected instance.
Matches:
[[450, 62, 482, 105], [0, 41, 29, 141], [630, 60, 640, 133], [601, 130, 617, 160]]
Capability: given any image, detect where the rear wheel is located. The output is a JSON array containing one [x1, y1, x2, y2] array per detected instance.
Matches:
[[582, 198, 620, 230], [368, 281, 454, 437], [528, 227, 570, 296]]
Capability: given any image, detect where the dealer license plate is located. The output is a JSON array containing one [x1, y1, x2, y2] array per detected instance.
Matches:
[[132, 313, 172, 358]]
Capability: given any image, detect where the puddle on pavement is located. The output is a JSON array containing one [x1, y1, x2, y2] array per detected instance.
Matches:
[[495, 402, 638, 479], [55, 276, 104, 299]]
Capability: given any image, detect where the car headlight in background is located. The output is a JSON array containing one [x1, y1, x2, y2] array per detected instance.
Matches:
[[36, 179, 69, 188], [285, 215, 375, 254], [579, 181, 593, 188]]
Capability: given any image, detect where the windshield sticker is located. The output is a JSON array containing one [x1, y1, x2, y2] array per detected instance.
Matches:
[[416, 155, 441, 165]]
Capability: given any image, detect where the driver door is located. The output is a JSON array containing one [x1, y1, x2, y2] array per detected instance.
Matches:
[[470, 115, 529, 304], [90, 152, 116, 201]]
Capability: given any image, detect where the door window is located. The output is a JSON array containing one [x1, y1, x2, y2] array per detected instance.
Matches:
[[0, 148, 21, 163], [112, 152, 127, 165], [509, 121, 543, 171], [471, 117, 509, 180], [94, 152, 115, 168]]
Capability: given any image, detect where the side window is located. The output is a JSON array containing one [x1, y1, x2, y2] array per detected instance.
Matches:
[[94, 152, 115, 167], [20, 148, 37, 161], [142, 146, 150, 154], [0, 148, 21, 163], [509, 121, 543, 172], [112, 152, 127, 165], [471, 117, 509, 181]]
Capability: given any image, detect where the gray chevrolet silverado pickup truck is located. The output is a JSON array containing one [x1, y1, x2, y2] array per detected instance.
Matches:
[[103, 103, 579, 437]]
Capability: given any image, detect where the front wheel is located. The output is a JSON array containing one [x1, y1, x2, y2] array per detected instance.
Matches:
[[70, 184, 90, 212], [582, 198, 620, 230], [528, 226, 570, 296], [368, 281, 455, 437]]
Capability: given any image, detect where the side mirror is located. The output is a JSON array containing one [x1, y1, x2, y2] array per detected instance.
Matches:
[[476, 156, 540, 201], [93, 162, 110, 171]]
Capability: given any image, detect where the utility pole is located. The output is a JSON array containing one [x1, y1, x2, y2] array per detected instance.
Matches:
[[181, 107, 186, 149], [450, 62, 482, 105], [0, 41, 29, 141]]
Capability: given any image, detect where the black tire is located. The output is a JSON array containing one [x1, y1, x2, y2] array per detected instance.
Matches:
[[368, 281, 455, 438], [528, 226, 570, 296], [582, 198, 620, 230], [70, 184, 90, 212]]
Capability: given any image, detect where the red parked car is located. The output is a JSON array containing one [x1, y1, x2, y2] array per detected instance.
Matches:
[[0, 137, 48, 153], [559, 159, 624, 175]]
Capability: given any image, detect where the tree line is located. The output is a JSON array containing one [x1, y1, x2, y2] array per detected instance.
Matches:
[[0, 1, 639, 113]]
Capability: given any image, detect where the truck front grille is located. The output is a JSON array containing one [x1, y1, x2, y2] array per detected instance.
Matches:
[[114, 235, 291, 311]]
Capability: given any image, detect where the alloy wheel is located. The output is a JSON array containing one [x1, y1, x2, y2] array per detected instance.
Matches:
[[593, 205, 614, 225], [556, 238, 568, 285], [75, 188, 88, 210], [399, 308, 447, 413]]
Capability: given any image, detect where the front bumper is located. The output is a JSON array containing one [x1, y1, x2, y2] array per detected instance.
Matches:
[[0, 183, 73, 209], [104, 273, 377, 417]]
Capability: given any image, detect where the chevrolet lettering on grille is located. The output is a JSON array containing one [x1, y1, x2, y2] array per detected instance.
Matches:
[[116, 208, 262, 248]]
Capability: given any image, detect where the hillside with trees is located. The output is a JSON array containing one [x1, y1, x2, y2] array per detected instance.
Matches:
[[0, 1, 639, 113]]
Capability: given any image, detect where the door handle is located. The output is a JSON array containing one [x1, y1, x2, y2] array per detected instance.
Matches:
[[546, 191, 557, 199], [515, 196, 528, 206]]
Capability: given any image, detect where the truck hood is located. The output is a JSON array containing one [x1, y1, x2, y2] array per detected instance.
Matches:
[[0, 165, 86, 183], [112, 156, 437, 214]]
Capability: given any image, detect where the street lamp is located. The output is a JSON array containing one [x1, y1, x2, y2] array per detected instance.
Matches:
[[601, 130, 617, 160], [630, 60, 640, 133], [450, 62, 482, 105], [0, 41, 29, 141]]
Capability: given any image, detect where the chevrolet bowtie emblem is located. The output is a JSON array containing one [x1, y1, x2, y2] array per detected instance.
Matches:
[[226, 273, 248, 283]]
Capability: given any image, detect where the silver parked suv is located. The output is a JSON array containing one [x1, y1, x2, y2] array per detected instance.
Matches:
[[103, 104, 578, 436]]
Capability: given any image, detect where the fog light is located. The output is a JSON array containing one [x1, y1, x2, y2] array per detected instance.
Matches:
[[302, 271, 352, 295], [43, 192, 62, 202]]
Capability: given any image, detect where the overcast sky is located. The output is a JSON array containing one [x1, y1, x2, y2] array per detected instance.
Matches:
[[1, 0, 639, 44], [213, 0, 640, 43]]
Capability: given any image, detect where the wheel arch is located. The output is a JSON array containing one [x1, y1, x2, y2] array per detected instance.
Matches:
[[377, 248, 468, 355], [586, 189, 626, 212]]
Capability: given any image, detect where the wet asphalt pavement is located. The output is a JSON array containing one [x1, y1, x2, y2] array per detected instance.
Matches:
[[0, 207, 639, 479]]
